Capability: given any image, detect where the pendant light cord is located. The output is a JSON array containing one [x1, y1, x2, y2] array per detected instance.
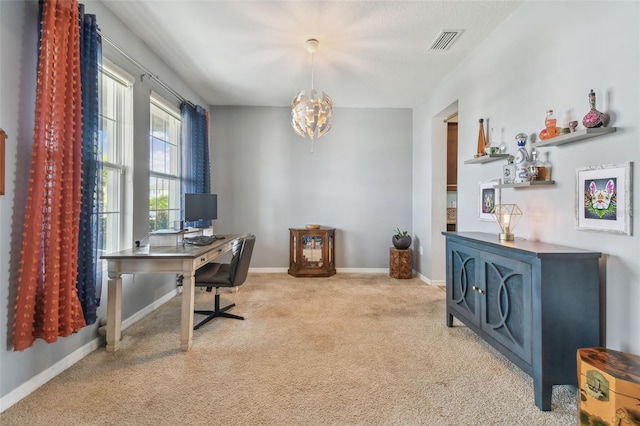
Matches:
[[310, 51, 315, 90], [310, 50, 315, 153]]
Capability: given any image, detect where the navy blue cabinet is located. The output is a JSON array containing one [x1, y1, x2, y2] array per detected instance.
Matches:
[[443, 232, 602, 411]]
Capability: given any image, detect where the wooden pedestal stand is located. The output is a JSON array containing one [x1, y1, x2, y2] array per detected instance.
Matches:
[[389, 248, 412, 279]]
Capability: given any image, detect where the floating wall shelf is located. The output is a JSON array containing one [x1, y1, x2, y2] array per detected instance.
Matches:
[[532, 127, 617, 148], [495, 181, 555, 189], [463, 154, 509, 164]]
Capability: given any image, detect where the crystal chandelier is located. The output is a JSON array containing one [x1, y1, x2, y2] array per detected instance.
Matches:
[[291, 39, 333, 146]]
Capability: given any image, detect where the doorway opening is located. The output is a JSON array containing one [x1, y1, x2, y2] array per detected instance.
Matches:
[[445, 112, 458, 232]]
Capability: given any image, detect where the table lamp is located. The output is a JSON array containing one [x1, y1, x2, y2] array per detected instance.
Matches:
[[491, 204, 523, 241]]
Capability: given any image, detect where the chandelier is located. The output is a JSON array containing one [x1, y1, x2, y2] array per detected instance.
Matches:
[[291, 39, 333, 146]]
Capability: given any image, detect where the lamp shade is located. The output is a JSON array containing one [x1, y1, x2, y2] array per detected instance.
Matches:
[[491, 204, 523, 241], [291, 38, 333, 144], [291, 88, 333, 139]]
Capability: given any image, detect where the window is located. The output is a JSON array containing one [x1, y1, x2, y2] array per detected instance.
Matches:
[[98, 63, 133, 257], [149, 94, 181, 232]]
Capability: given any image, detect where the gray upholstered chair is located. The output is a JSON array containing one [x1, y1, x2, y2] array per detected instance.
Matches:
[[193, 234, 255, 330]]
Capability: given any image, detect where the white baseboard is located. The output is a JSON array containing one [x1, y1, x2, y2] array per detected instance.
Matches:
[[248, 267, 289, 273], [0, 336, 102, 413], [250, 268, 442, 282], [0, 288, 178, 414], [336, 267, 389, 273], [416, 272, 444, 285], [250, 267, 404, 274]]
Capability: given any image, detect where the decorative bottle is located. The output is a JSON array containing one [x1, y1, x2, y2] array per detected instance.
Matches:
[[582, 89, 610, 128], [502, 155, 516, 184], [514, 133, 530, 183], [476, 118, 487, 157], [544, 110, 558, 139], [484, 127, 500, 154], [542, 152, 552, 182], [528, 148, 546, 181]]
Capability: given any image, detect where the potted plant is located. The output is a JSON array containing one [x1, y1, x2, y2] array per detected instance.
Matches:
[[392, 228, 412, 250]]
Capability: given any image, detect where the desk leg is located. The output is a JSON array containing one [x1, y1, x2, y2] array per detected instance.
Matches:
[[180, 266, 195, 351], [106, 269, 122, 352]]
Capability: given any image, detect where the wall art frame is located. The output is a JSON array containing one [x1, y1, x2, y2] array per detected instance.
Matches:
[[575, 162, 632, 235], [478, 179, 501, 221]]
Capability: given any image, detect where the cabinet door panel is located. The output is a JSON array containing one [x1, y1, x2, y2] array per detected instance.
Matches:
[[302, 234, 324, 267], [447, 242, 480, 325], [481, 252, 532, 364]]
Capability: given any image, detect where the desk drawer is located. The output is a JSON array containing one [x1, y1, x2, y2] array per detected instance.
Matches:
[[194, 241, 233, 268]]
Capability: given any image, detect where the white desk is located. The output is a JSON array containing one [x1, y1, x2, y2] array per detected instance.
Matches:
[[101, 234, 240, 352]]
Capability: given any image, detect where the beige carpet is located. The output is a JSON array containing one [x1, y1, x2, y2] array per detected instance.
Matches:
[[1, 273, 576, 425]]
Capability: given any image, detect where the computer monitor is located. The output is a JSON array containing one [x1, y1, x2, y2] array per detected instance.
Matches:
[[184, 193, 217, 222]]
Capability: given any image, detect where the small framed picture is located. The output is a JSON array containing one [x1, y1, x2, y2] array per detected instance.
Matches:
[[478, 180, 501, 221], [575, 162, 632, 235]]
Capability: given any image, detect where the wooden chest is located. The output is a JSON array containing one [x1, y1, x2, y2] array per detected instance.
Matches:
[[577, 347, 640, 425]]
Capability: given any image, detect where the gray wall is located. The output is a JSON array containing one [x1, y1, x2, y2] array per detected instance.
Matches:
[[413, 0, 640, 354], [210, 106, 413, 270]]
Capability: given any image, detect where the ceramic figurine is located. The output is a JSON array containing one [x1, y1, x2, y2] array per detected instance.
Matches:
[[568, 120, 578, 133], [582, 89, 610, 128], [514, 133, 530, 183]]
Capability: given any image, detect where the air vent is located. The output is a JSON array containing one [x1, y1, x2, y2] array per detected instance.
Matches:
[[429, 30, 464, 51]]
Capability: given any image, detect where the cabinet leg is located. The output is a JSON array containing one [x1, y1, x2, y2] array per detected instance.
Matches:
[[534, 378, 552, 411], [446, 311, 453, 327]]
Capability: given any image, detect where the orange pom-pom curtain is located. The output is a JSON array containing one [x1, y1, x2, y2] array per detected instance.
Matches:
[[13, 0, 101, 351]]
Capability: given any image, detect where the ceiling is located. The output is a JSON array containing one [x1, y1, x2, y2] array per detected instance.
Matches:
[[100, 1, 523, 109]]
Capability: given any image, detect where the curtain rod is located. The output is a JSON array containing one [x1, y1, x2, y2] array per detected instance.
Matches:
[[98, 29, 193, 106]]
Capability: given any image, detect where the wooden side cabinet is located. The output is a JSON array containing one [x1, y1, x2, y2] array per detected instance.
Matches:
[[442, 231, 602, 411], [288, 227, 336, 277]]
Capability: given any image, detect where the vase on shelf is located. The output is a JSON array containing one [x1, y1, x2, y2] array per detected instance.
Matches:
[[540, 109, 559, 140], [502, 155, 516, 184], [529, 148, 551, 181], [475, 118, 487, 157], [582, 89, 610, 128], [514, 133, 530, 183]]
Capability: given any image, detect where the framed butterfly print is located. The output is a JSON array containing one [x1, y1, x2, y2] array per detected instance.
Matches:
[[575, 162, 632, 235]]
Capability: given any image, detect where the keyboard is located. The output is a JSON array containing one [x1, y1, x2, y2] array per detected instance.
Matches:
[[183, 235, 217, 246]]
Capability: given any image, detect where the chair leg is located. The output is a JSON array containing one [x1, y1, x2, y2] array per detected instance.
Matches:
[[194, 288, 244, 330]]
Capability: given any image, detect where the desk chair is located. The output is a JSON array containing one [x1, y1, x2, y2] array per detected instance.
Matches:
[[193, 234, 255, 330]]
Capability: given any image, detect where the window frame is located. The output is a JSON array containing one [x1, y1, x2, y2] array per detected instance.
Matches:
[[98, 60, 134, 257], [149, 92, 181, 232]]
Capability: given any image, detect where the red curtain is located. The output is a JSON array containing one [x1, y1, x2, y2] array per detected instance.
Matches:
[[14, 0, 86, 351]]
